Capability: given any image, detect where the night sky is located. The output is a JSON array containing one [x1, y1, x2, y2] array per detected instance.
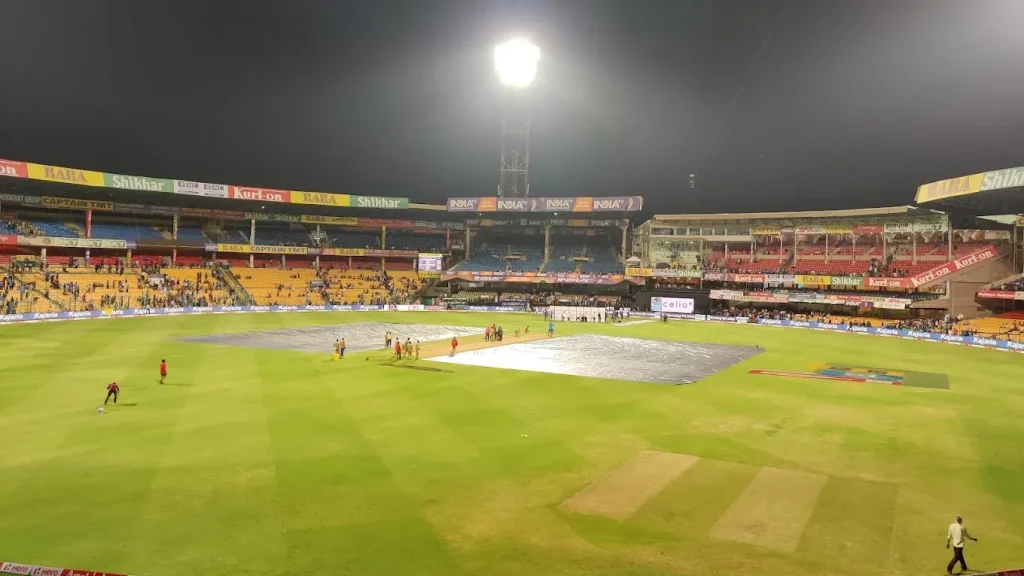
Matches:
[[2, 0, 1024, 214]]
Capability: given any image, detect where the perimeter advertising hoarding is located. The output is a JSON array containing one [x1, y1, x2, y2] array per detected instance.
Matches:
[[446, 196, 643, 212], [104, 173, 173, 193], [976, 289, 1024, 301], [441, 271, 641, 285], [0, 159, 29, 178], [27, 163, 105, 187], [915, 165, 1024, 203], [650, 297, 695, 314], [906, 245, 1000, 288], [215, 244, 308, 255], [18, 236, 127, 249], [625, 267, 702, 278]]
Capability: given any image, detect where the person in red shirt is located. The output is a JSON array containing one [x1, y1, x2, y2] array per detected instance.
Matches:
[[450, 336, 458, 356], [159, 359, 167, 384], [395, 340, 402, 360], [105, 382, 120, 405]]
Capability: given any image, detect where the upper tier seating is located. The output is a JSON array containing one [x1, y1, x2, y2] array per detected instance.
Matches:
[[90, 223, 165, 241], [29, 220, 80, 238], [384, 232, 445, 252]]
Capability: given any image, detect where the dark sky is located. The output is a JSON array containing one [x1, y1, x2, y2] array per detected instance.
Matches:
[[2, 0, 1024, 214]]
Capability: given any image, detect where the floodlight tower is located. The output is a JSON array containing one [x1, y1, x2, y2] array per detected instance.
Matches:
[[494, 39, 539, 198]]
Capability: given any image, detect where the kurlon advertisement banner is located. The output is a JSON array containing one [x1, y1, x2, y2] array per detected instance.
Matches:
[[907, 245, 1000, 288], [228, 187, 292, 203], [0, 159, 29, 178]]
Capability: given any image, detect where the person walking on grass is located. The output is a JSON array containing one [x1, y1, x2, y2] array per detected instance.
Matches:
[[946, 515, 977, 575]]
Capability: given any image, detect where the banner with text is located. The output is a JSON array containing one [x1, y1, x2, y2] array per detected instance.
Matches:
[[26, 163, 106, 187], [351, 195, 408, 209], [214, 243, 308, 255], [447, 196, 643, 212], [0, 159, 29, 178], [104, 173, 173, 193], [18, 236, 127, 249], [42, 196, 115, 211], [625, 267, 702, 279], [916, 165, 1024, 204], [289, 191, 350, 207], [976, 289, 1024, 301], [300, 215, 359, 226], [795, 274, 831, 286]]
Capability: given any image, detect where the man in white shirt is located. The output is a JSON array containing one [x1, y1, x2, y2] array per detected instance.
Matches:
[[946, 515, 977, 575]]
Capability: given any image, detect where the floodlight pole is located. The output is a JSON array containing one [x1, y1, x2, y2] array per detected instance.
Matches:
[[499, 106, 530, 198]]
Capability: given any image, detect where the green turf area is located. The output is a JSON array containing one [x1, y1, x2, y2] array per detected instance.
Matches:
[[1, 312, 1022, 576]]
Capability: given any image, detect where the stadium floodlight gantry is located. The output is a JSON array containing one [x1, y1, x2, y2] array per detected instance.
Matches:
[[495, 39, 539, 199]]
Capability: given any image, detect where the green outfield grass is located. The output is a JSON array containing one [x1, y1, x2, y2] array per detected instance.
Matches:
[[0, 312, 1022, 576]]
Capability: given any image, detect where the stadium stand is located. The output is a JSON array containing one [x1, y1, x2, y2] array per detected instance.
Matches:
[[318, 268, 423, 305], [544, 236, 585, 273], [89, 222, 165, 241], [157, 268, 239, 307], [175, 226, 208, 242], [231, 268, 323, 306], [28, 218, 81, 238], [384, 232, 445, 252], [455, 234, 545, 273]]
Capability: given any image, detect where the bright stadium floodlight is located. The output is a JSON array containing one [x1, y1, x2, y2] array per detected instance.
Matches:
[[495, 39, 540, 88]]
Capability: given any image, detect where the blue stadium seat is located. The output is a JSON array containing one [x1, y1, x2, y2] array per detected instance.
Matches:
[[29, 219, 81, 238], [89, 223, 165, 241], [175, 227, 208, 242]]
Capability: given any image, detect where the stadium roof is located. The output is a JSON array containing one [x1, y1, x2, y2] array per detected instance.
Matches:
[[652, 205, 941, 223]]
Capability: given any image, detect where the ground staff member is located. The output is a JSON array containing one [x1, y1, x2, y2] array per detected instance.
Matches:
[[946, 515, 977, 575]]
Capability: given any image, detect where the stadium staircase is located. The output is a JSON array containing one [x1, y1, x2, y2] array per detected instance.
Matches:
[[66, 223, 86, 237], [216, 264, 255, 305]]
